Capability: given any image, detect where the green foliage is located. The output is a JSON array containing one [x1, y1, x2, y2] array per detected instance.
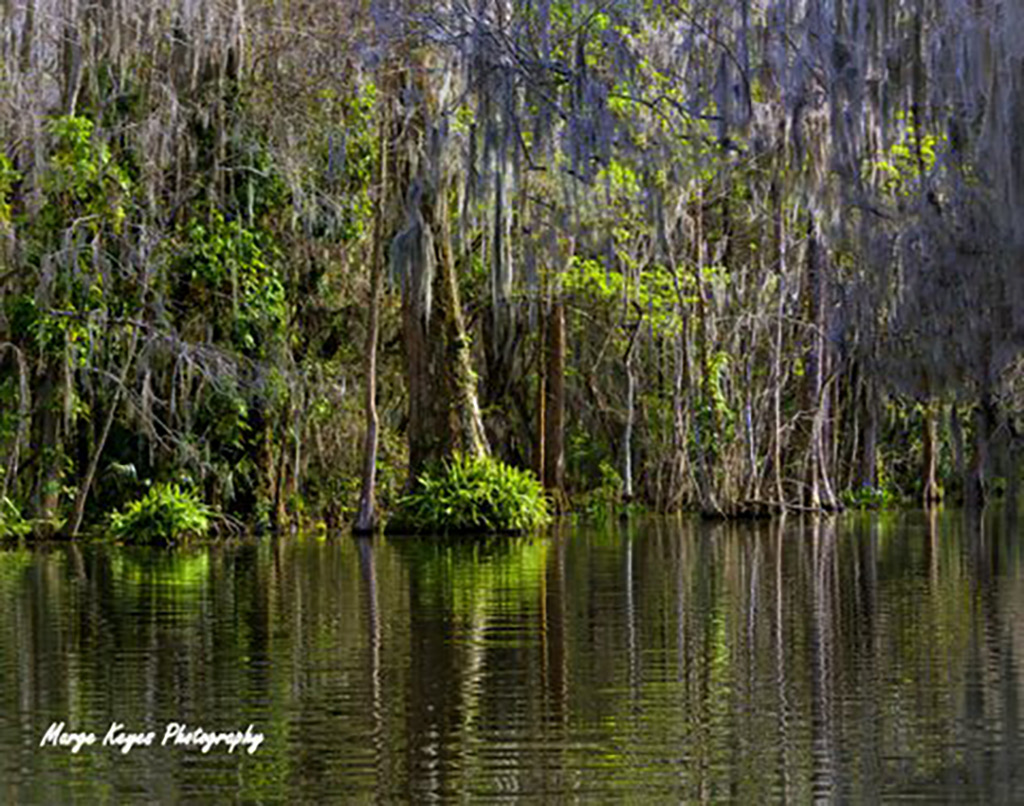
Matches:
[[42, 115, 130, 233], [108, 484, 213, 545], [392, 454, 551, 534], [841, 484, 898, 510], [0, 152, 18, 226], [563, 257, 682, 335], [7, 115, 135, 349], [873, 114, 946, 196], [307, 82, 378, 241], [175, 208, 286, 353], [598, 160, 640, 198], [0, 495, 31, 538], [573, 460, 625, 521], [706, 350, 735, 433], [693, 351, 735, 460]]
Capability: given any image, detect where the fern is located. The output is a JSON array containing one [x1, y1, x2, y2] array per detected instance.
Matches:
[[391, 454, 550, 535], [108, 484, 212, 545]]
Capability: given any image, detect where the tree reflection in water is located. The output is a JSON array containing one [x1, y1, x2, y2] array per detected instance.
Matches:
[[1, 511, 1024, 800]]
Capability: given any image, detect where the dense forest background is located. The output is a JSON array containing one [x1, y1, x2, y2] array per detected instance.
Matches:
[[2, 0, 1024, 535]]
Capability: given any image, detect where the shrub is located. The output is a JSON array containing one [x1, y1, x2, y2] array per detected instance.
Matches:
[[108, 483, 212, 545], [391, 453, 551, 534]]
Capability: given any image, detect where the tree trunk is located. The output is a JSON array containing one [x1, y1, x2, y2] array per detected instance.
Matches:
[[0, 344, 30, 503], [274, 427, 289, 529], [543, 296, 565, 502], [922, 401, 941, 505], [68, 326, 140, 537], [622, 304, 644, 503], [541, 237, 572, 507], [33, 359, 62, 526], [402, 176, 488, 484], [354, 86, 391, 535], [536, 302, 546, 484], [694, 192, 718, 515], [624, 357, 636, 502], [859, 377, 879, 489], [19, 0, 35, 73], [967, 393, 995, 509], [772, 181, 786, 509], [951, 404, 966, 500], [804, 215, 837, 510]]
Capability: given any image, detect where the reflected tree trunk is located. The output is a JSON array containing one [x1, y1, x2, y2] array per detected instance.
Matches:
[[809, 516, 837, 802], [355, 536, 385, 795], [773, 515, 790, 799]]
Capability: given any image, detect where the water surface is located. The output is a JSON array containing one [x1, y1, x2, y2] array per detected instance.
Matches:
[[2, 510, 1023, 802]]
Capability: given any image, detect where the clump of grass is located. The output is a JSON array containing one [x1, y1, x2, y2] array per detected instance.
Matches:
[[108, 483, 212, 545], [391, 453, 551, 535]]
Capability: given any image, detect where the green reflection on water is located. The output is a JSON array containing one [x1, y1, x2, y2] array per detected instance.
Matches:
[[0, 511, 1023, 802]]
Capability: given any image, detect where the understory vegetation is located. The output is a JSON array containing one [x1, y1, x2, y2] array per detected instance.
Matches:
[[108, 484, 212, 546], [2, 0, 1024, 537], [392, 454, 550, 535]]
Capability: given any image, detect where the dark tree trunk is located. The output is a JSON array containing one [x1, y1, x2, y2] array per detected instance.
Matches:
[[966, 393, 996, 510], [922, 401, 941, 505], [859, 378, 879, 490], [33, 360, 61, 527], [536, 301, 546, 485], [19, 0, 35, 74], [543, 296, 565, 503], [951, 405, 966, 500]]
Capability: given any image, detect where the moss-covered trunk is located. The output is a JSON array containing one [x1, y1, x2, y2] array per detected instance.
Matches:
[[402, 177, 488, 484]]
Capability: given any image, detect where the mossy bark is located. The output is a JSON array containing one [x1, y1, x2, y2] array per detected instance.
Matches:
[[402, 179, 488, 484]]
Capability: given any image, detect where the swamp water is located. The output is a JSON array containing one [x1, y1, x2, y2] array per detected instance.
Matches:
[[1, 510, 1024, 802]]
